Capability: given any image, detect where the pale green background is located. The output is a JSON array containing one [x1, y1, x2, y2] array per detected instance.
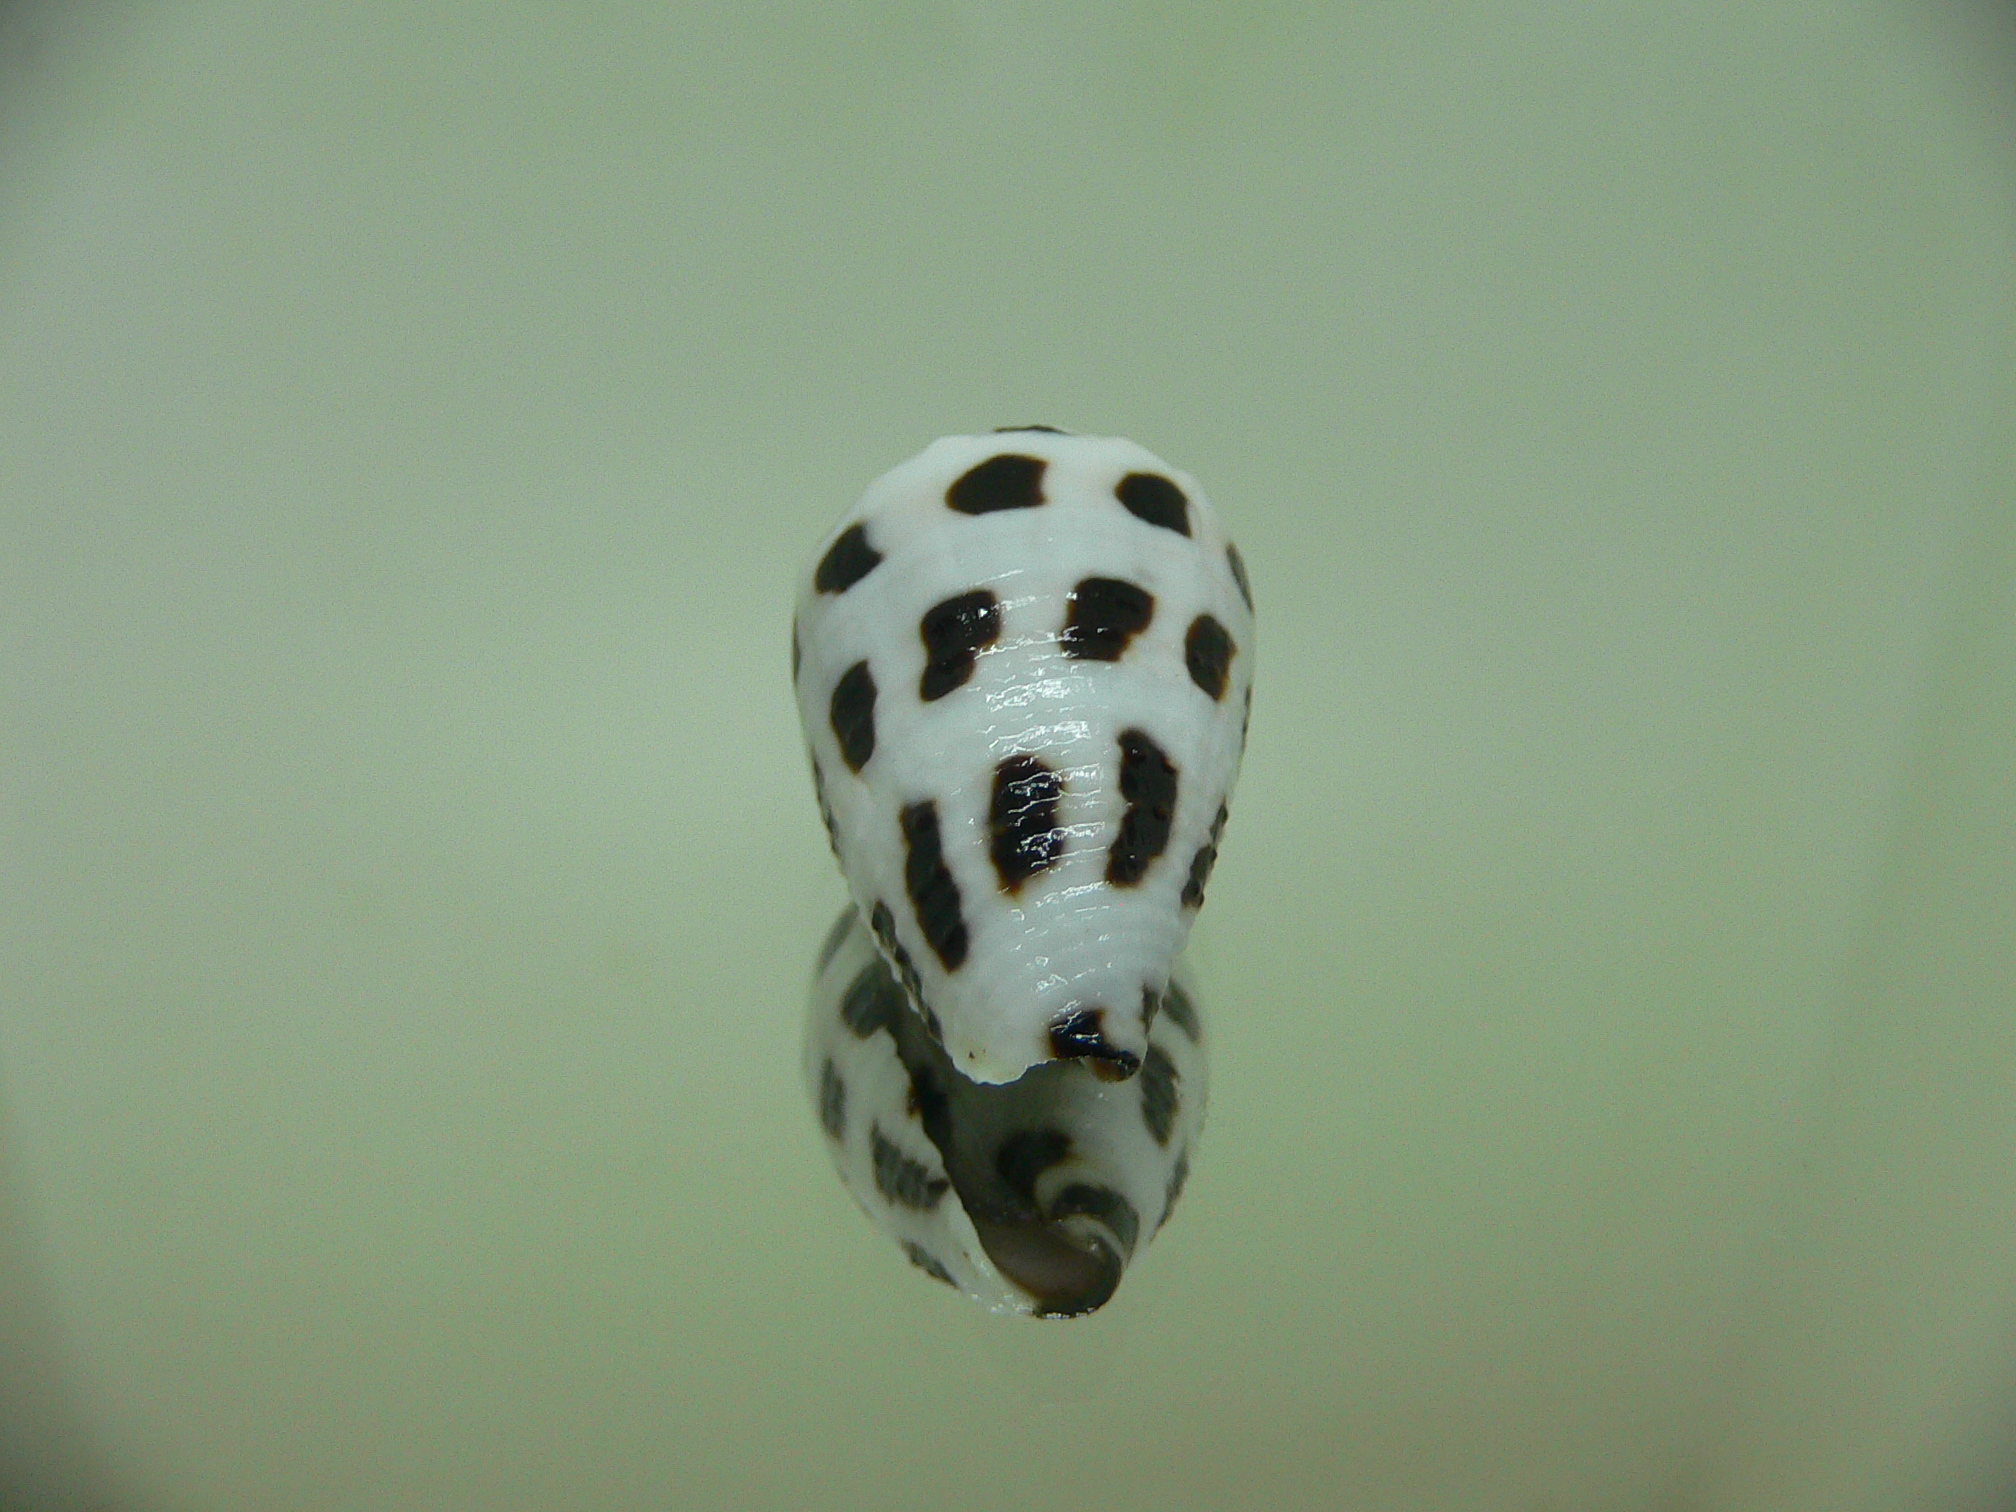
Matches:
[[3, 3, 2015, 1510]]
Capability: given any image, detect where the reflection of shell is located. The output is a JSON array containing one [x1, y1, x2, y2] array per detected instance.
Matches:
[[805, 905, 1209, 1317]]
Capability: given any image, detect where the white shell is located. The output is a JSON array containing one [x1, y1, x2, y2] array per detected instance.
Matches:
[[793, 431, 1252, 1086], [805, 906, 1208, 1317]]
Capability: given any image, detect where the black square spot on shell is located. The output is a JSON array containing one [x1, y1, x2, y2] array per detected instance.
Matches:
[[1184, 614, 1235, 700], [1181, 801, 1230, 910], [1061, 577, 1155, 662], [902, 1241, 958, 1287], [1047, 1006, 1141, 1082], [900, 800, 969, 972], [1138, 1045, 1180, 1146], [829, 660, 877, 772], [818, 1058, 847, 1140], [872, 1126, 949, 1211], [946, 453, 1047, 514], [840, 960, 906, 1039], [1115, 472, 1191, 536], [815, 522, 884, 594], [1159, 981, 1202, 1042], [1107, 728, 1178, 886], [989, 754, 1064, 893], [919, 589, 1001, 701], [1226, 542, 1253, 611]]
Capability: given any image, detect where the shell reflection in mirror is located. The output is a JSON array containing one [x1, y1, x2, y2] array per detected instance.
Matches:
[[804, 905, 1208, 1317], [789, 431, 1253, 1090]]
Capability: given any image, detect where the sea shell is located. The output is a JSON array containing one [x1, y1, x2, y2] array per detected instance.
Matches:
[[792, 429, 1252, 1087]]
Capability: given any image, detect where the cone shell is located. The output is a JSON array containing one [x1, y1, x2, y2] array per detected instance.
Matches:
[[793, 431, 1253, 1085]]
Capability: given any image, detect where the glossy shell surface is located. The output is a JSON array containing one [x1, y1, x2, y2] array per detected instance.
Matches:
[[793, 430, 1252, 1086]]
